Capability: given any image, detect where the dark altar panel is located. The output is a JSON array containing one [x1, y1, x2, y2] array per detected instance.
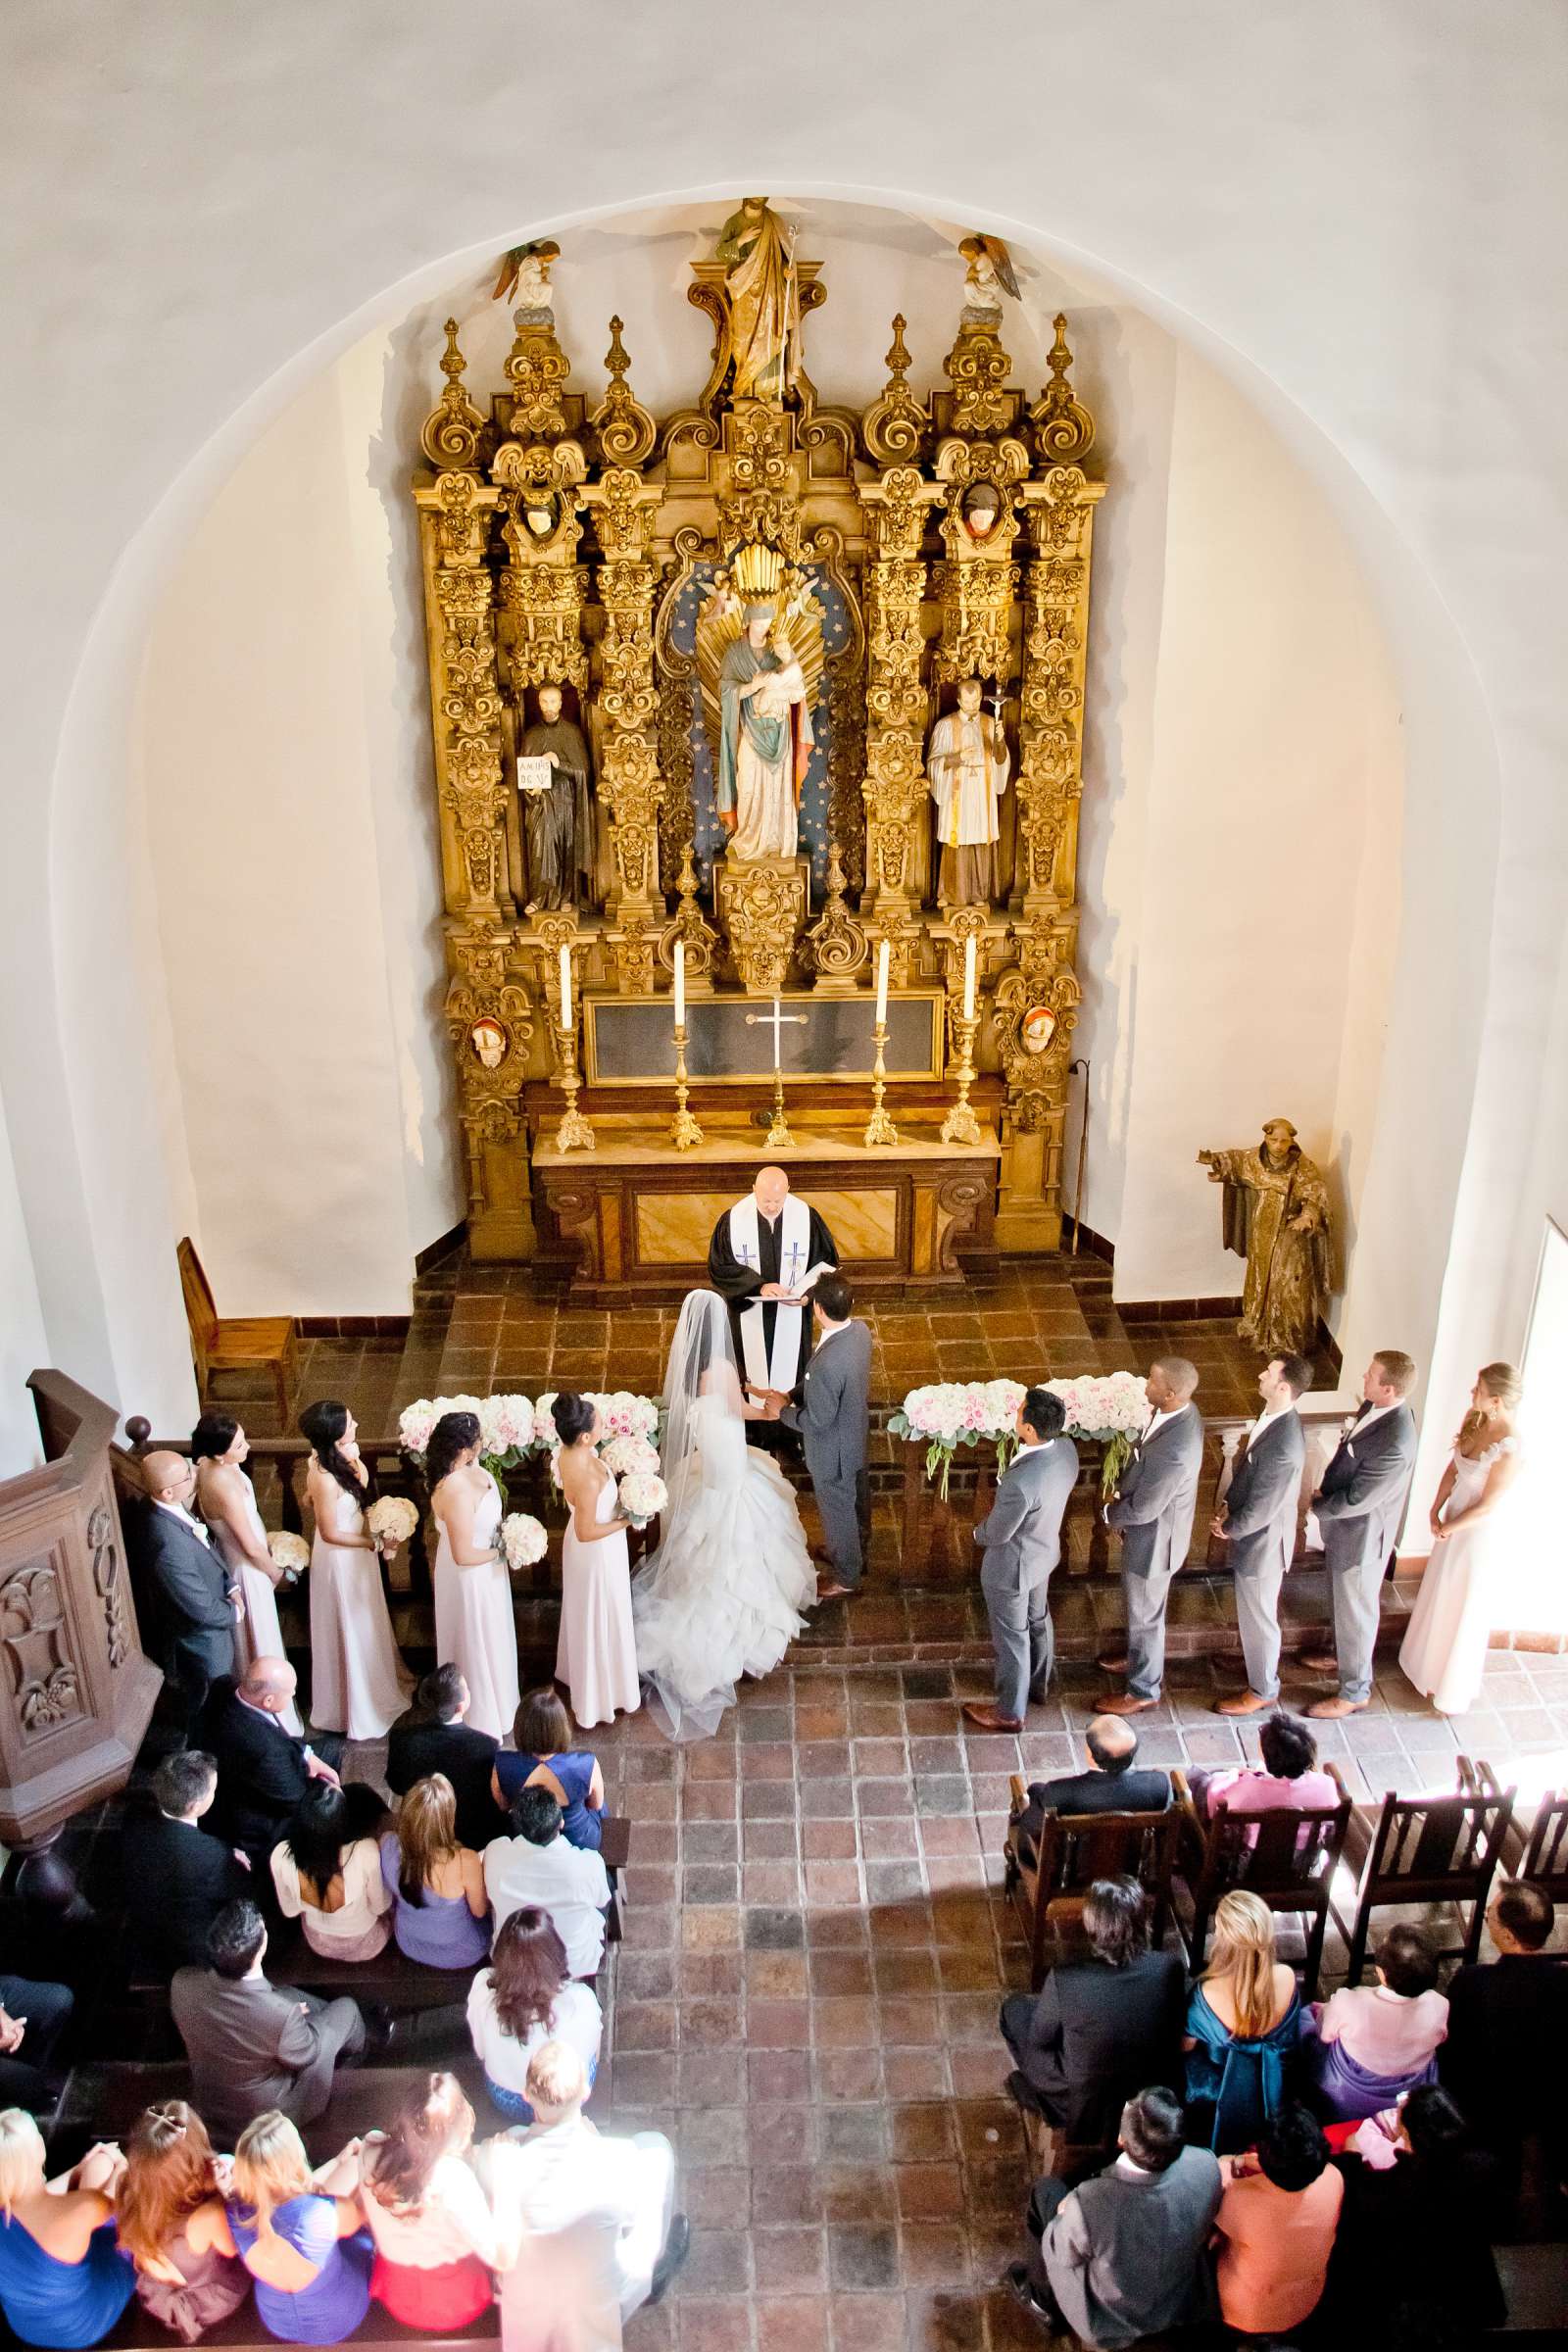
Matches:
[[584, 992, 944, 1084], [531, 1125, 1001, 1298]]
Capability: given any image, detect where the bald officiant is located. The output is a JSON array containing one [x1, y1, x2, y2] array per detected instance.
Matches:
[[708, 1167, 838, 1403]]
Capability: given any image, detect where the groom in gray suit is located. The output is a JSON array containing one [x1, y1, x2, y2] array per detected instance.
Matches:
[[1303, 1348, 1419, 1717], [1100, 1357, 1204, 1716], [965, 1388, 1079, 1733], [760, 1272, 872, 1599], [1211, 1352, 1312, 1715]]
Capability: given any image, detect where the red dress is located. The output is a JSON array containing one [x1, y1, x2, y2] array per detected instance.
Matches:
[[371, 2250, 493, 2328]]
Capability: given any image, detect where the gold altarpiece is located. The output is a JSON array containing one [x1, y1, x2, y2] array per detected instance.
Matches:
[[412, 222, 1103, 1272]]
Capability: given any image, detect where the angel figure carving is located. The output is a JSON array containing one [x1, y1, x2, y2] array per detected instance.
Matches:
[[699, 545, 823, 862]]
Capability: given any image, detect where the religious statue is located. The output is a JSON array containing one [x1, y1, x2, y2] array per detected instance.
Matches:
[[960, 480, 1004, 542], [957, 232, 1020, 311], [517, 682, 593, 912], [1199, 1118, 1333, 1356], [699, 546, 822, 864], [715, 197, 800, 403], [927, 677, 1010, 905], [707, 1165, 838, 1394]]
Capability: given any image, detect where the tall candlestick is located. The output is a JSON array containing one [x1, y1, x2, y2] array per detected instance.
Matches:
[[673, 940, 686, 1028], [874, 939, 889, 1025], [558, 944, 572, 1025], [962, 934, 976, 1022]]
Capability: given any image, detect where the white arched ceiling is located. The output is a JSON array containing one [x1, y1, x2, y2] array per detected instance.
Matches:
[[2, 0, 1562, 1498]]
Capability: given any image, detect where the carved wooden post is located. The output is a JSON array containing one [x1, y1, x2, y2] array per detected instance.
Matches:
[[858, 465, 939, 945]]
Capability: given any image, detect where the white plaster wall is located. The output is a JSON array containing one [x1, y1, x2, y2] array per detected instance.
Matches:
[[0, 1088, 49, 1477]]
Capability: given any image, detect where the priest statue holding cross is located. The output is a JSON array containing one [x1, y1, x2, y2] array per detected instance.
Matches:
[[707, 1166, 839, 1396]]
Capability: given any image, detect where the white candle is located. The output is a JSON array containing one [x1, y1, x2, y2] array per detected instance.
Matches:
[[674, 940, 686, 1028], [874, 939, 889, 1026], [963, 934, 977, 1022], [771, 995, 782, 1072], [559, 944, 572, 1026]]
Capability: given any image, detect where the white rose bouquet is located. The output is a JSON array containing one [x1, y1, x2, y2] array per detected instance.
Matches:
[[600, 1433, 661, 1478], [1046, 1370, 1150, 1494], [367, 1494, 418, 1553], [889, 1380, 1022, 1496], [478, 1393, 535, 1472], [267, 1530, 310, 1583], [617, 1471, 668, 1529], [500, 1511, 549, 1571]]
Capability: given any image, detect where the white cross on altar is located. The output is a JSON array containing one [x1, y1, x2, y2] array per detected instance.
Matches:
[[744, 996, 808, 1071]]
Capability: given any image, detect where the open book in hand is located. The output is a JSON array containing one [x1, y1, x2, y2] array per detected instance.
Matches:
[[780, 1261, 836, 1304]]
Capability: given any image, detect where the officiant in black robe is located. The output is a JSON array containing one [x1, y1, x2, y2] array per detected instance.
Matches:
[[707, 1166, 838, 1402]]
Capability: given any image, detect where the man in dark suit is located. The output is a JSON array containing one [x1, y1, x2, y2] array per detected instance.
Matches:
[[1302, 1348, 1418, 1717], [199, 1657, 341, 1871], [1001, 1876, 1186, 2152], [171, 1898, 368, 2137], [1013, 1716, 1170, 1869], [760, 1272, 873, 1599], [1100, 1358, 1204, 1715], [387, 1663, 505, 1852], [965, 1388, 1080, 1733], [140, 1449, 242, 1717], [1211, 1353, 1312, 1715], [122, 1749, 250, 1972], [1442, 1881, 1568, 2189]]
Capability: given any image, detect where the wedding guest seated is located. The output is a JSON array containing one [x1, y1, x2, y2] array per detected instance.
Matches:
[[492, 1687, 607, 1852], [171, 1900, 369, 2140], [225, 2111, 373, 2346], [122, 1751, 250, 1974], [0, 1931, 74, 2113], [1443, 1882, 1567, 2176], [387, 1666, 504, 1855], [379, 1775, 490, 1971], [116, 2099, 250, 2342], [999, 1876, 1186, 2151], [484, 1787, 611, 1983], [1306, 1924, 1447, 2121], [0, 2110, 133, 2350], [1328, 2084, 1506, 2334], [467, 1907, 603, 2121], [199, 1660, 342, 1874], [481, 2040, 688, 2350], [1185, 1889, 1303, 2153], [270, 1783, 391, 1963], [339, 2072, 498, 2330], [1004, 2085, 1222, 2348], [1195, 1709, 1339, 1819], [1013, 1714, 1170, 1865], [1212, 2101, 1342, 2340]]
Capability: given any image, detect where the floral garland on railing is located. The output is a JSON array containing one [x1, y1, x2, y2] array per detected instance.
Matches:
[[395, 1389, 665, 1534], [890, 1370, 1149, 1499]]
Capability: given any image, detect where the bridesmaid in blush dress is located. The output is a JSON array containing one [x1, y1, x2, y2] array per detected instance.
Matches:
[[555, 1393, 640, 1729], [301, 1399, 412, 1740], [193, 1409, 303, 1735], [428, 1411, 519, 1745]]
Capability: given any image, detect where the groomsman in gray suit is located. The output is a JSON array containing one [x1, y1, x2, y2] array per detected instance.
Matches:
[[964, 1388, 1080, 1734], [760, 1273, 872, 1599], [1100, 1358, 1204, 1716], [1303, 1348, 1418, 1717], [1211, 1353, 1313, 1715]]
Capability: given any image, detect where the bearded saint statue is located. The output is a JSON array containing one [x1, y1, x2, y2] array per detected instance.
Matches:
[[1199, 1119, 1333, 1356], [715, 197, 800, 404]]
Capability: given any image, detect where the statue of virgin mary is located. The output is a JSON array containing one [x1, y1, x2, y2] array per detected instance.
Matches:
[[715, 197, 800, 403], [717, 604, 812, 859]]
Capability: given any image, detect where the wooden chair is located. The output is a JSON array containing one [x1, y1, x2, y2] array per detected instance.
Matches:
[[177, 1236, 296, 1423], [1169, 1763, 1352, 1999], [1331, 1762, 1514, 1984], [1005, 1774, 1181, 1992], [1472, 1759, 1568, 1904]]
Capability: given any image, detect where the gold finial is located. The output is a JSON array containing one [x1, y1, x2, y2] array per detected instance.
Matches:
[[862, 315, 929, 466], [420, 319, 484, 470], [440, 318, 466, 387], [1030, 313, 1096, 464], [592, 314, 657, 467], [885, 315, 912, 384], [605, 316, 631, 384]]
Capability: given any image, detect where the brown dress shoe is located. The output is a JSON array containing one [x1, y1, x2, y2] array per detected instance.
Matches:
[[1298, 1649, 1339, 1675], [1306, 1694, 1367, 1720], [962, 1703, 1024, 1734], [1099, 1690, 1157, 1717], [1096, 1651, 1131, 1676], [1215, 1690, 1275, 1716]]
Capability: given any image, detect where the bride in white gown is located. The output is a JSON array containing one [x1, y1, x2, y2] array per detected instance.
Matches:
[[1399, 1362, 1524, 1716], [632, 1289, 817, 1739]]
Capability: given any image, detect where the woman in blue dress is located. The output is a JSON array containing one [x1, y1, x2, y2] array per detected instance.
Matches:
[[491, 1687, 607, 1852], [225, 2112, 372, 2345], [0, 2112, 133, 2349], [1185, 1889, 1304, 2154]]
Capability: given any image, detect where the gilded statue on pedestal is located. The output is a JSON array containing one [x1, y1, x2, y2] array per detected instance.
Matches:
[[1199, 1118, 1332, 1356], [927, 678, 1010, 905], [716, 197, 800, 403]]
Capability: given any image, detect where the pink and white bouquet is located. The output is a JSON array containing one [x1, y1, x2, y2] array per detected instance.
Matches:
[[500, 1511, 549, 1571], [478, 1392, 535, 1468], [367, 1494, 418, 1551], [889, 1381, 1025, 1496], [594, 1391, 661, 1446], [1046, 1370, 1150, 1494], [267, 1530, 310, 1582], [600, 1432, 661, 1478], [617, 1470, 668, 1529]]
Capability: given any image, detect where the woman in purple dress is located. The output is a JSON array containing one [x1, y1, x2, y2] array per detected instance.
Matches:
[[1305, 1925, 1447, 2121], [225, 2113, 372, 2346]]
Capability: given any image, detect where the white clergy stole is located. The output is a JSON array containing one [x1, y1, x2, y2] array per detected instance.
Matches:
[[729, 1193, 811, 1389]]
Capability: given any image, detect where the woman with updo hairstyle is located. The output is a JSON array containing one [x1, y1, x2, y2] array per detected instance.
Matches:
[[1399, 1360, 1524, 1714], [301, 1398, 412, 1740], [428, 1409, 518, 1743], [344, 2073, 496, 2328], [191, 1413, 301, 1732], [116, 2101, 250, 2341], [554, 1393, 639, 1729]]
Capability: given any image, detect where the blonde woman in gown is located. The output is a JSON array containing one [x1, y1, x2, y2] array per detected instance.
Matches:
[[301, 1398, 413, 1740], [556, 1394, 640, 1730], [193, 1408, 302, 1736], [1399, 1363, 1523, 1716], [427, 1408, 519, 1744], [632, 1290, 815, 1740]]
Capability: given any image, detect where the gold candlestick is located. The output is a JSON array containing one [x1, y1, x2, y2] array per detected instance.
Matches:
[[763, 1069, 796, 1149], [554, 1014, 595, 1152], [941, 1011, 982, 1146], [669, 1022, 704, 1150], [863, 1018, 899, 1147]]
